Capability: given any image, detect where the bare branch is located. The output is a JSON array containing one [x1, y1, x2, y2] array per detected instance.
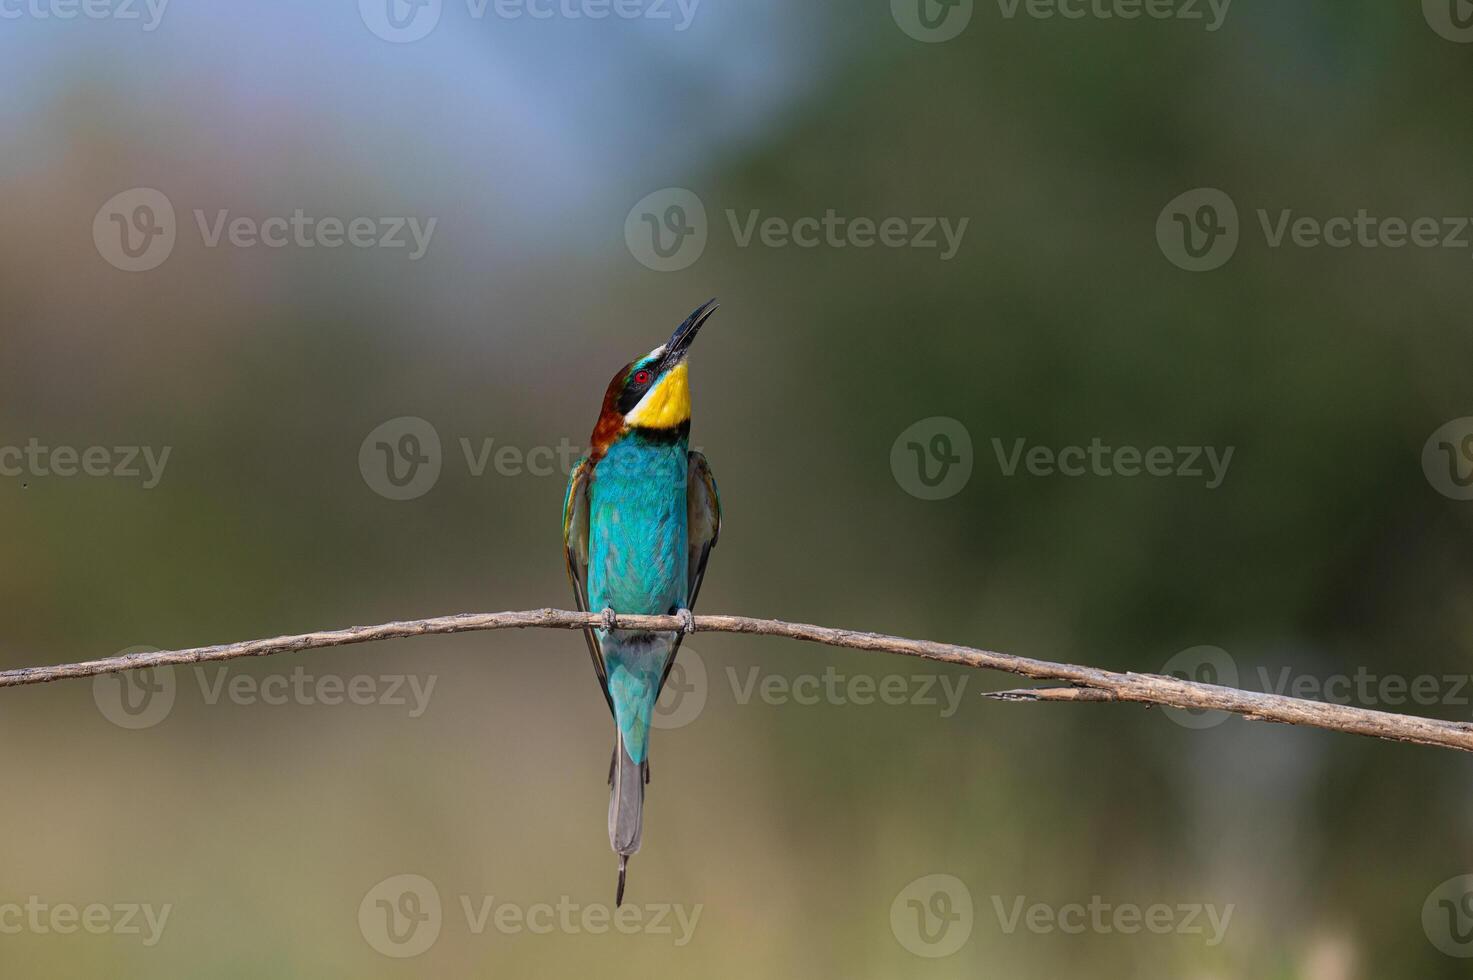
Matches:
[[986, 686, 1119, 703], [4, 608, 1472, 754]]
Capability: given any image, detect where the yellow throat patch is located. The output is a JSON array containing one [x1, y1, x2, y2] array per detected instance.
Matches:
[[625, 361, 691, 430]]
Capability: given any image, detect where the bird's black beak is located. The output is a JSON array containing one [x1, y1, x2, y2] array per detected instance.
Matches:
[[662, 298, 718, 367]]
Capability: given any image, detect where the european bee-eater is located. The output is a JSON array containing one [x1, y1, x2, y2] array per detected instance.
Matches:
[[563, 299, 722, 906]]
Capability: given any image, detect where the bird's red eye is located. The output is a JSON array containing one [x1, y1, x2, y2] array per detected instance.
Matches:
[[633, 369, 653, 386]]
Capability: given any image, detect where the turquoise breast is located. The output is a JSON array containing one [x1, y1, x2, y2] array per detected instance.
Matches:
[[587, 434, 689, 618]]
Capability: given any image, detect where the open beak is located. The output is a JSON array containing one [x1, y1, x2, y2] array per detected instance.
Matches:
[[662, 298, 718, 366]]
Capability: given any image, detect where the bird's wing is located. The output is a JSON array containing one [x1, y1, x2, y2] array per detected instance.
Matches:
[[564, 455, 613, 712], [685, 450, 722, 610], [655, 451, 722, 701]]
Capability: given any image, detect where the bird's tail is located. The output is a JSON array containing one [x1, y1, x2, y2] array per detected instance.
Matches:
[[608, 731, 644, 906]]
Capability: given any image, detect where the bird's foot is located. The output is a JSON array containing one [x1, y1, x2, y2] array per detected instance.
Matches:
[[674, 608, 696, 635], [600, 607, 618, 630]]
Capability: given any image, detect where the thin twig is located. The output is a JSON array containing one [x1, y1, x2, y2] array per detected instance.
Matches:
[[4, 609, 1472, 754]]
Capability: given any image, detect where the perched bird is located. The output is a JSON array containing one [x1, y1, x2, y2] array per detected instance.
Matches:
[[563, 299, 722, 906]]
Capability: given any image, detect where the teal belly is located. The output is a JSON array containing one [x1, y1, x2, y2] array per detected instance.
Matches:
[[587, 436, 689, 763], [587, 437, 688, 618]]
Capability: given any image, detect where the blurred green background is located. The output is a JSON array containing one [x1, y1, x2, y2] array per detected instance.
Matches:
[[3, 0, 1473, 975]]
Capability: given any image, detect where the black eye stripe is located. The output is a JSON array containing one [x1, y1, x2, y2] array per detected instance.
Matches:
[[616, 363, 657, 415]]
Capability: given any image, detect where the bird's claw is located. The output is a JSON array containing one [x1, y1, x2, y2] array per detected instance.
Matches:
[[600, 607, 618, 630], [675, 608, 696, 635]]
